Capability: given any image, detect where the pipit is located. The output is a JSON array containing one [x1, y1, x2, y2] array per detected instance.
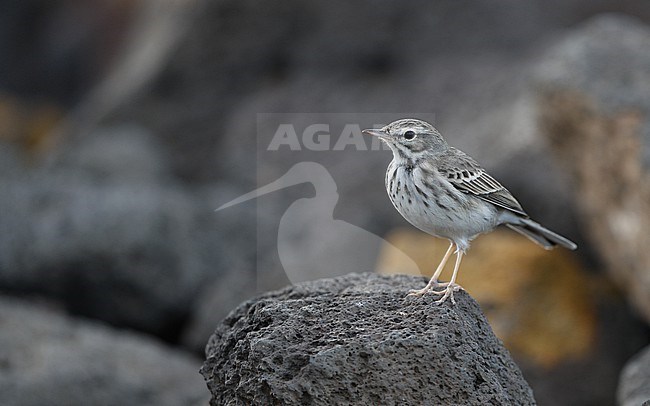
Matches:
[[363, 118, 577, 304]]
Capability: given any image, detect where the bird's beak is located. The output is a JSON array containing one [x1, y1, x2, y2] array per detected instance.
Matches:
[[362, 128, 386, 137]]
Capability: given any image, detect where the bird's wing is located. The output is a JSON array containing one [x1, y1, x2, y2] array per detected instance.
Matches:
[[437, 148, 527, 216]]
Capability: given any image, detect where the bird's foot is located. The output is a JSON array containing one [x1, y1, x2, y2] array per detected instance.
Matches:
[[432, 283, 464, 305], [406, 280, 450, 297], [406, 287, 430, 297]]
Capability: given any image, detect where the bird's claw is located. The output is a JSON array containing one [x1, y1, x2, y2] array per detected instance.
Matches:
[[406, 281, 452, 298], [432, 283, 463, 304], [406, 288, 428, 297]]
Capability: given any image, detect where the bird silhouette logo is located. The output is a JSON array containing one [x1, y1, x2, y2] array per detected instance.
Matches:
[[217, 161, 421, 284]]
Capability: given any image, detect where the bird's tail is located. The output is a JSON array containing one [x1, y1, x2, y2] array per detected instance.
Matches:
[[506, 218, 577, 251]]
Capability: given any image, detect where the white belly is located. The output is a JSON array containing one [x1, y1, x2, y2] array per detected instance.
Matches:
[[385, 163, 498, 249]]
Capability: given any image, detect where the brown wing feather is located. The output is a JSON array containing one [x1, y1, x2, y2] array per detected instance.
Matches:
[[438, 148, 528, 217]]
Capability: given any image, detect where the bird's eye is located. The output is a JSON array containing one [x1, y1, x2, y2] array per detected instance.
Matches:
[[404, 130, 416, 140]]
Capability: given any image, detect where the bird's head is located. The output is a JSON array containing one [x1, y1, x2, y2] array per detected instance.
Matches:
[[362, 118, 447, 161]]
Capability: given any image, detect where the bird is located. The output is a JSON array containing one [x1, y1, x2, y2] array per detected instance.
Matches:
[[362, 118, 577, 304]]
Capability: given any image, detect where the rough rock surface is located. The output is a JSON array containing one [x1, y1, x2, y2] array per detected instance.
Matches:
[[201, 273, 535, 405], [618, 345, 650, 406], [535, 14, 650, 323], [0, 296, 208, 406]]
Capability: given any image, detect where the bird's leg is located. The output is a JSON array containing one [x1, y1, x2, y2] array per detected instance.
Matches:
[[433, 249, 464, 304], [429, 242, 455, 287], [407, 242, 455, 296]]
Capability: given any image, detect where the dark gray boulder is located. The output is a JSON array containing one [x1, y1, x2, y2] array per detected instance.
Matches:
[[0, 126, 228, 339], [201, 272, 535, 405], [619, 345, 650, 406], [0, 296, 208, 406], [0, 168, 202, 337]]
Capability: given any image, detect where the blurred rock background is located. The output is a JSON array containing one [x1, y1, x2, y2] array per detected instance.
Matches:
[[1, 0, 650, 404]]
